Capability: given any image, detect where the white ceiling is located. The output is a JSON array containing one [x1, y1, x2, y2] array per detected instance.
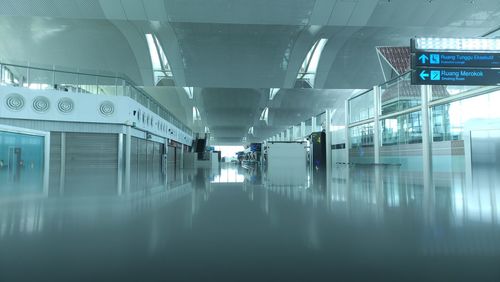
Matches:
[[0, 0, 499, 144]]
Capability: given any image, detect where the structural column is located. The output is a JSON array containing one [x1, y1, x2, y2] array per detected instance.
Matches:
[[124, 125, 132, 194], [300, 122, 306, 138], [180, 144, 185, 169], [117, 133, 124, 195], [421, 85, 433, 186], [344, 100, 350, 164], [373, 86, 381, 164], [164, 138, 169, 185], [311, 116, 317, 132], [325, 108, 333, 172], [43, 132, 51, 196], [59, 132, 66, 195]]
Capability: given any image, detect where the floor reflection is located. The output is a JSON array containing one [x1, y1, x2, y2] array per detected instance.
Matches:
[[0, 164, 499, 281]]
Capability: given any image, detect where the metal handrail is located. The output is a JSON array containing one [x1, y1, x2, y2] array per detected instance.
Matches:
[[0, 62, 192, 135]]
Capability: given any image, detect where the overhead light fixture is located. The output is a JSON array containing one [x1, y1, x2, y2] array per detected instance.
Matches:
[[248, 127, 254, 135], [412, 37, 500, 51]]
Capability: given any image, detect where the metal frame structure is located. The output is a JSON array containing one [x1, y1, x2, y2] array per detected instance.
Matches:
[[265, 68, 500, 181]]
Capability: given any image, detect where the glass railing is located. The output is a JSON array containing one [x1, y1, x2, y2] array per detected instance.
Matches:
[[0, 62, 192, 135]]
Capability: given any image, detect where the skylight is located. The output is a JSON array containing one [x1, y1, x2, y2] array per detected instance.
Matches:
[[259, 107, 269, 124], [146, 33, 172, 85], [297, 38, 328, 87], [193, 106, 201, 121], [269, 88, 280, 100], [184, 87, 194, 99]]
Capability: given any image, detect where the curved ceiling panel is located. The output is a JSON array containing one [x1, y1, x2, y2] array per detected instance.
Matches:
[[172, 23, 306, 88], [0, 17, 144, 84]]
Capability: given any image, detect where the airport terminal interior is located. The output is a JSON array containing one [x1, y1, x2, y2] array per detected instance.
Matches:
[[1, 1, 500, 281]]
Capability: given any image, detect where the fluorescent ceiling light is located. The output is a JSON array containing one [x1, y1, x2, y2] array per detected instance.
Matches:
[[413, 37, 500, 51]]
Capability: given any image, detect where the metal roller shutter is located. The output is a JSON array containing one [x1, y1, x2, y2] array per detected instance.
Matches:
[[64, 133, 118, 195], [130, 137, 139, 192], [138, 138, 147, 190], [48, 132, 61, 194]]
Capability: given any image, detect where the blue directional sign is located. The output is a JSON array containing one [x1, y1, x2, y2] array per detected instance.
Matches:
[[430, 54, 440, 64], [413, 52, 500, 68], [412, 68, 500, 86], [430, 70, 440, 81], [419, 54, 429, 64], [419, 70, 429, 81], [411, 37, 500, 86]]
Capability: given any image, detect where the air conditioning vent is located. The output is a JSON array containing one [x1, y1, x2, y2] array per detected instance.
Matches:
[[57, 98, 74, 114], [99, 101, 115, 116], [32, 96, 50, 113], [5, 94, 25, 111]]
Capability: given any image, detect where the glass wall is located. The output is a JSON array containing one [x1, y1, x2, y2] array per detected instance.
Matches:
[[380, 111, 423, 169], [380, 73, 421, 116], [381, 111, 422, 146], [430, 85, 484, 102], [0, 131, 45, 194], [316, 112, 326, 131], [431, 90, 500, 142], [304, 118, 312, 136], [349, 90, 374, 123], [348, 123, 374, 164]]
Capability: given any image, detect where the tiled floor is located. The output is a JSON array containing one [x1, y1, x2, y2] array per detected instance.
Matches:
[[0, 163, 499, 281]]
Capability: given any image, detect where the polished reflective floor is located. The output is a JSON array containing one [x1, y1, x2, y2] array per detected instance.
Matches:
[[1, 163, 500, 281]]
